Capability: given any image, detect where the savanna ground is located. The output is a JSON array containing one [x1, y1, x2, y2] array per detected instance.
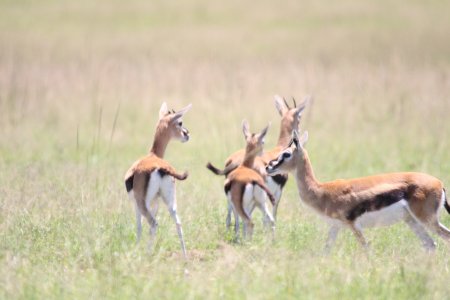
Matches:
[[1, 0, 450, 299]]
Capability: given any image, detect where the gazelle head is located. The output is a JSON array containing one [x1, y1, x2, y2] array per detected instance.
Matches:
[[242, 120, 270, 158], [266, 130, 308, 175], [274, 95, 310, 136], [157, 102, 192, 143]]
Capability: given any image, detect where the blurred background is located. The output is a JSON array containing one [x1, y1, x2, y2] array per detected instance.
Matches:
[[1, 1, 450, 298]]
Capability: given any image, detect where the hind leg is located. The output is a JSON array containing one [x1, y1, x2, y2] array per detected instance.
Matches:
[[403, 210, 436, 251], [226, 202, 233, 231], [271, 188, 282, 221], [408, 192, 450, 244], [254, 187, 275, 240], [227, 194, 240, 239], [160, 176, 187, 259], [430, 221, 450, 242], [239, 184, 255, 240], [134, 202, 143, 244]]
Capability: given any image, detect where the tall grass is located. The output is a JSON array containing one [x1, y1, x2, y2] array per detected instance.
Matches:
[[1, 0, 450, 299]]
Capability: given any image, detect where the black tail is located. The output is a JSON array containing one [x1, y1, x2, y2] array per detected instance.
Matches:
[[125, 175, 134, 192], [206, 162, 226, 175], [206, 162, 238, 176], [444, 188, 450, 214]]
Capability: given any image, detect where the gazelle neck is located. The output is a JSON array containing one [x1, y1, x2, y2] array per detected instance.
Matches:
[[294, 150, 321, 206], [150, 127, 170, 158], [277, 125, 292, 147], [242, 148, 258, 168]]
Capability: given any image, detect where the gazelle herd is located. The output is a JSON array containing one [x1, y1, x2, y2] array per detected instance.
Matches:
[[124, 97, 450, 258]]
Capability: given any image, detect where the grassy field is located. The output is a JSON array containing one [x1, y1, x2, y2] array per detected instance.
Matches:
[[1, 0, 450, 299]]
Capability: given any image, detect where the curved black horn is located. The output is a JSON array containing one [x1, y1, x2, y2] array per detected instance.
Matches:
[[283, 97, 291, 110], [292, 97, 297, 108]]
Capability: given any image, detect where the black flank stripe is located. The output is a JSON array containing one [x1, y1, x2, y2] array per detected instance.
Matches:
[[346, 187, 414, 221], [443, 188, 450, 214]]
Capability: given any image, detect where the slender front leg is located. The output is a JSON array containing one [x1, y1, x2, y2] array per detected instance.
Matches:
[[349, 223, 369, 250], [324, 225, 340, 254]]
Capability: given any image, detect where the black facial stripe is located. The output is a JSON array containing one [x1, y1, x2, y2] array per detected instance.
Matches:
[[269, 158, 284, 170]]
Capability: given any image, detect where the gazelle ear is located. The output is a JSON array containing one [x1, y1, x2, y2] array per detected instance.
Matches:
[[170, 103, 192, 123], [159, 102, 169, 119], [299, 131, 309, 148], [242, 119, 251, 139], [295, 95, 311, 118], [258, 123, 271, 142], [274, 95, 288, 116]]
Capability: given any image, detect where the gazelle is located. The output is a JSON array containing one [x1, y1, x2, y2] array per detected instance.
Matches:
[[266, 131, 450, 252], [207, 95, 309, 226], [124, 102, 192, 258], [224, 120, 276, 239]]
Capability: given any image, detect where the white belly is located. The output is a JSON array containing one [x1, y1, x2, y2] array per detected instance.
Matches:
[[355, 200, 408, 228]]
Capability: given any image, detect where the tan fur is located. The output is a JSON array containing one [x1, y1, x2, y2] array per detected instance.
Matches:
[[124, 102, 191, 257], [207, 95, 308, 176], [225, 121, 276, 238], [267, 131, 450, 249]]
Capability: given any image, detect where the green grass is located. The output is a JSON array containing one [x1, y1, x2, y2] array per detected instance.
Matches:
[[1, 0, 450, 299]]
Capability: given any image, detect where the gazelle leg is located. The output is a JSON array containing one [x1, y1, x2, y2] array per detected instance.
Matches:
[[134, 202, 143, 244], [254, 186, 275, 240], [133, 171, 160, 251], [272, 189, 282, 221], [260, 202, 275, 240], [403, 211, 436, 251], [169, 208, 187, 259], [243, 219, 254, 240], [242, 203, 256, 238], [226, 202, 233, 230], [349, 223, 369, 249], [227, 196, 240, 239], [324, 225, 340, 254], [160, 176, 187, 259], [430, 221, 450, 242], [233, 210, 240, 238]]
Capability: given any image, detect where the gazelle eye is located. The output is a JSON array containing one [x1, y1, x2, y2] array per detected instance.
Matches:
[[282, 152, 291, 159]]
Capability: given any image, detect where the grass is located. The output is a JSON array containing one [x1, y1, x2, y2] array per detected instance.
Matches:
[[1, 0, 450, 299]]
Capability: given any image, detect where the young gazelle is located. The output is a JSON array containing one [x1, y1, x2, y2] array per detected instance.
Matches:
[[124, 102, 192, 258], [207, 95, 308, 225], [225, 120, 276, 239], [266, 131, 450, 252]]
